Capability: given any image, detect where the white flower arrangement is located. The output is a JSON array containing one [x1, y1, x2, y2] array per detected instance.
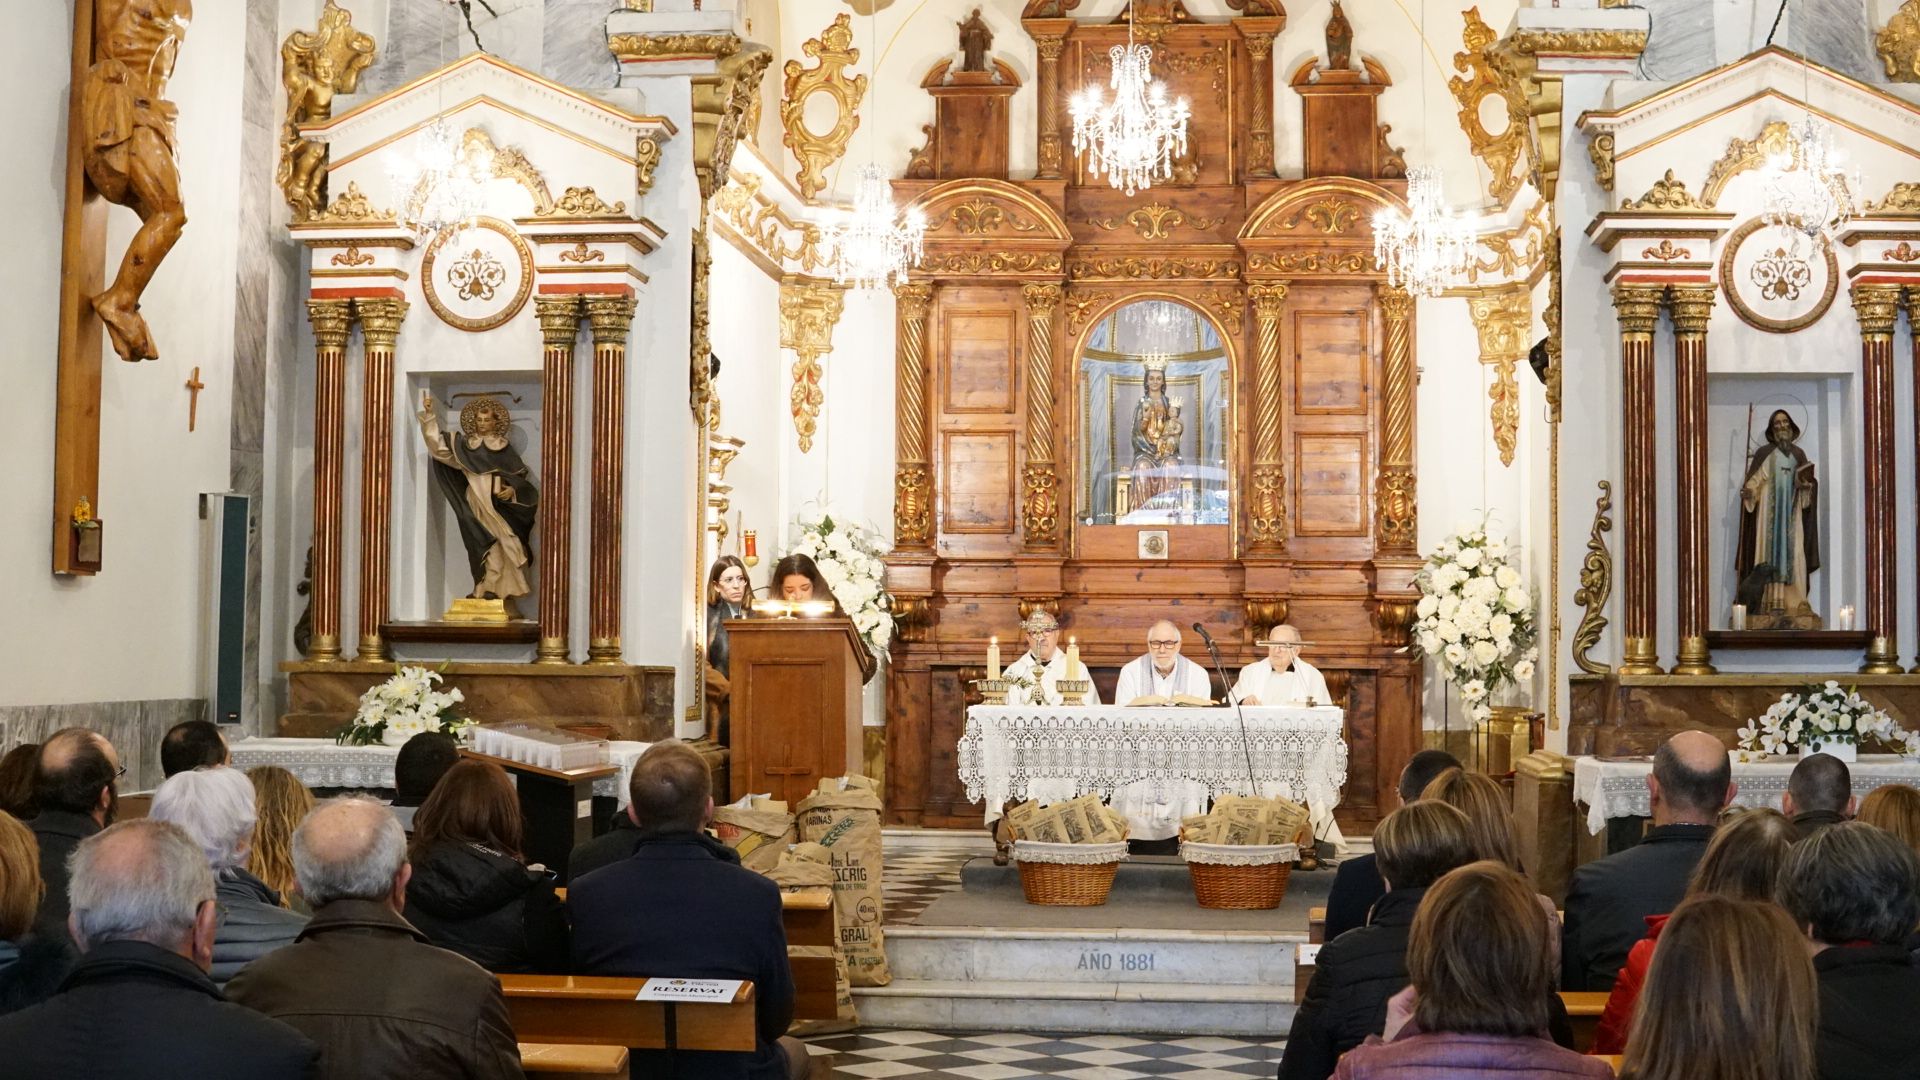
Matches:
[[1412, 522, 1538, 723], [789, 512, 895, 659], [338, 664, 472, 747], [1736, 681, 1920, 760]]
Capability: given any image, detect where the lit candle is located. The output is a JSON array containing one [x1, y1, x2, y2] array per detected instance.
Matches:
[[1067, 637, 1082, 681], [988, 636, 1001, 680], [1731, 604, 1747, 631], [742, 529, 758, 561]]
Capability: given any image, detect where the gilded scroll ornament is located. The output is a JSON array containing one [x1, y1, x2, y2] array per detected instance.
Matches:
[[932, 251, 1064, 274], [1376, 284, 1418, 552], [1543, 235, 1563, 421], [314, 181, 393, 222], [712, 171, 828, 274], [1588, 131, 1615, 191], [1450, 7, 1532, 204], [894, 465, 931, 544], [1504, 28, 1649, 56], [331, 245, 374, 267], [1376, 468, 1418, 551], [1022, 466, 1061, 543], [779, 283, 845, 453], [1468, 290, 1531, 468], [1197, 287, 1245, 327], [1086, 203, 1227, 239], [946, 196, 1041, 234], [1571, 480, 1615, 675], [781, 14, 867, 201], [1621, 169, 1706, 211], [1371, 598, 1419, 647], [1249, 465, 1288, 547], [1641, 240, 1692, 261], [1064, 290, 1113, 335], [1878, 0, 1920, 81], [1068, 256, 1242, 280], [1248, 251, 1372, 274], [1282, 198, 1360, 235], [890, 594, 931, 643], [635, 136, 661, 195], [1886, 241, 1920, 262], [1701, 121, 1795, 207], [609, 33, 741, 60], [905, 124, 937, 180], [278, 1, 376, 222], [538, 186, 627, 218], [696, 47, 772, 201], [558, 241, 604, 264], [1869, 181, 1920, 212]]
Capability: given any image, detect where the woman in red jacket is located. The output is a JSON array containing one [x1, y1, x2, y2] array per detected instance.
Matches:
[[1590, 807, 1796, 1054]]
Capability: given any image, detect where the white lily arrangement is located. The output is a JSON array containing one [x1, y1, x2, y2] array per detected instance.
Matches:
[[1736, 681, 1920, 760], [1412, 522, 1539, 724], [789, 513, 895, 659], [338, 664, 473, 747]]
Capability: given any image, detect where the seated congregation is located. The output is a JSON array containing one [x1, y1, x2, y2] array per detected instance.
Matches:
[[5, 721, 1920, 1079]]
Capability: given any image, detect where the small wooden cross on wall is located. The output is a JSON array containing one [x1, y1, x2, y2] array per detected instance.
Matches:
[[185, 366, 205, 432]]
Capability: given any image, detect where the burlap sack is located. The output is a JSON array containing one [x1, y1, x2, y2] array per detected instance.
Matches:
[[764, 845, 857, 1033], [712, 796, 798, 874], [796, 777, 891, 987]]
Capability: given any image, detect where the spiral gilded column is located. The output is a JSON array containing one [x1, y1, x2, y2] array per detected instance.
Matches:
[[354, 297, 407, 661], [1246, 283, 1289, 552], [1376, 285, 1417, 553], [586, 295, 636, 665], [1855, 283, 1902, 673], [304, 298, 354, 663], [894, 284, 934, 548], [1613, 282, 1665, 674], [1668, 285, 1715, 674], [1240, 28, 1278, 179], [1021, 283, 1064, 549], [535, 295, 583, 664]]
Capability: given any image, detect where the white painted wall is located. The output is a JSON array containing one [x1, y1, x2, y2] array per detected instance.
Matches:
[[0, 1, 248, 707]]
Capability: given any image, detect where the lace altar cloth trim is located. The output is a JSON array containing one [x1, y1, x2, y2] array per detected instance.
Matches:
[[1013, 840, 1130, 865], [1180, 842, 1298, 866], [958, 705, 1349, 823], [228, 737, 654, 803], [1571, 754, 1920, 835]]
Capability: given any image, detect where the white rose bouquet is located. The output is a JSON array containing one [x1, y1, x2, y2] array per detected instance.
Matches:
[[338, 664, 472, 747], [1412, 522, 1538, 723], [789, 512, 895, 659], [1736, 681, 1920, 760]]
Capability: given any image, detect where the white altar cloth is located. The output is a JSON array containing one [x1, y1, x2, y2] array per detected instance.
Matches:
[[1572, 753, 1920, 835], [957, 705, 1348, 844], [228, 737, 653, 804]]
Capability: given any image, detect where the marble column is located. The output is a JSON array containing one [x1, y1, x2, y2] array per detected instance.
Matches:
[[894, 284, 935, 549], [1375, 286, 1417, 554], [304, 299, 354, 663], [1613, 283, 1665, 674], [1854, 283, 1902, 673], [586, 295, 637, 665], [535, 295, 584, 664], [353, 297, 407, 661], [1021, 284, 1064, 550], [1247, 283, 1290, 552], [1668, 286, 1715, 674]]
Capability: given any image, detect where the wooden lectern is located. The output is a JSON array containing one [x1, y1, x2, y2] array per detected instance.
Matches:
[[726, 616, 877, 804]]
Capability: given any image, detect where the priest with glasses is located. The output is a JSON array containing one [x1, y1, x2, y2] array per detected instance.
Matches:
[[1002, 612, 1101, 706]]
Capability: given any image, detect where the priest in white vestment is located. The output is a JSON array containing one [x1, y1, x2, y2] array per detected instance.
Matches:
[[1002, 611, 1102, 706], [1110, 620, 1215, 843], [1230, 624, 1331, 706]]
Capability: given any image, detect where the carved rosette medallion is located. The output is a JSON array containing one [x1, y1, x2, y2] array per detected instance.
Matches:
[[421, 217, 534, 332], [1720, 217, 1839, 333]]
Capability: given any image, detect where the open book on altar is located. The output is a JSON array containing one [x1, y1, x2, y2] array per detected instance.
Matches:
[[1124, 694, 1215, 707]]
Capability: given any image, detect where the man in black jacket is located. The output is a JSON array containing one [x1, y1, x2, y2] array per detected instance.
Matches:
[[0, 819, 318, 1078], [1322, 749, 1460, 940], [1783, 752, 1854, 838], [1561, 729, 1731, 991], [30, 727, 120, 940], [1779, 822, 1920, 1080], [1278, 801, 1479, 1080], [567, 802, 741, 883], [571, 741, 807, 1080]]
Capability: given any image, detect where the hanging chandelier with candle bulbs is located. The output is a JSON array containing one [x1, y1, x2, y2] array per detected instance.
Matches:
[[1372, 165, 1476, 298], [824, 163, 928, 291], [388, 119, 495, 241], [1759, 114, 1857, 252], [1069, 3, 1190, 196]]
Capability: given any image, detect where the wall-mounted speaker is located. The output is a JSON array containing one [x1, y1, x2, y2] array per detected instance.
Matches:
[[200, 493, 252, 726]]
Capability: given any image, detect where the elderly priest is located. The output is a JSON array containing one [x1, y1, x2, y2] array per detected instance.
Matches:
[[1114, 620, 1214, 705], [1002, 612, 1102, 706], [1111, 620, 1215, 850], [1230, 625, 1331, 706]]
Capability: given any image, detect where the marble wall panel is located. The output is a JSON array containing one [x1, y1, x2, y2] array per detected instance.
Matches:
[[0, 700, 209, 792], [544, 0, 619, 89]]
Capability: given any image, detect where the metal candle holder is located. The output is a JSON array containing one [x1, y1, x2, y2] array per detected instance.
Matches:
[[1053, 678, 1092, 706], [974, 678, 1010, 705]]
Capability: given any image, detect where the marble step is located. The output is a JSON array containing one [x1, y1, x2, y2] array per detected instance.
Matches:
[[883, 925, 1302, 986], [852, 977, 1297, 1037]]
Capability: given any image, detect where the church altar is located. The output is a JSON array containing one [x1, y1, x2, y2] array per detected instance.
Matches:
[[228, 737, 653, 804], [1571, 754, 1920, 834], [958, 705, 1348, 841]]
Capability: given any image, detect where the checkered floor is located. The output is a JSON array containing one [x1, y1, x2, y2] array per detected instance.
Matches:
[[804, 1030, 1288, 1078], [881, 831, 992, 925]]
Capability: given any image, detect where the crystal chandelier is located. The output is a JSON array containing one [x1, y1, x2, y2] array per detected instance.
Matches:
[[389, 119, 493, 240], [1372, 165, 1476, 298], [1069, 5, 1190, 197], [824, 163, 928, 290], [1759, 115, 1857, 252]]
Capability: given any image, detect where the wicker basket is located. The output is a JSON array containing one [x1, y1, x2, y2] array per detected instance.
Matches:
[[1181, 842, 1297, 910], [1013, 841, 1128, 906]]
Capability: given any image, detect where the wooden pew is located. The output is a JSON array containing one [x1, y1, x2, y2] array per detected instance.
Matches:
[[780, 889, 841, 1022], [519, 1042, 628, 1078], [500, 975, 757, 1052], [1560, 991, 1608, 1053], [1308, 905, 1327, 944]]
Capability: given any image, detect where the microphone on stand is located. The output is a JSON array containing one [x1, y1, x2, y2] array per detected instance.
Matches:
[[1193, 622, 1259, 797]]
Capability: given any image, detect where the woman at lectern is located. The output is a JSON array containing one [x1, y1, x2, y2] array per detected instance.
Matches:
[[705, 556, 754, 744], [770, 552, 844, 615]]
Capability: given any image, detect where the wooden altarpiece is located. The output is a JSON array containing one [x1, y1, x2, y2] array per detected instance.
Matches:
[[884, 0, 1422, 832]]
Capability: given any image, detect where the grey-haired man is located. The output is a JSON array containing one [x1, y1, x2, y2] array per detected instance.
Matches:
[[1001, 611, 1103, 706]]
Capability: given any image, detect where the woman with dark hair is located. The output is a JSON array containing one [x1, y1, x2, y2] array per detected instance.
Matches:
[[1333, 862, 1610, 1078], [1619, 895, 1818, 1080], [770, 552, 842, 614], [404, 759, 569, 973], [0, 745, 39, 820], [705, 556, 753, 744], [1592, 806, 1797, 1054]]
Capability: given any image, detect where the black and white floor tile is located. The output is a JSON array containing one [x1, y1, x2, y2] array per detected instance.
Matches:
[[804, 1030, 1288, 1079], [881, 832, 990, 924]]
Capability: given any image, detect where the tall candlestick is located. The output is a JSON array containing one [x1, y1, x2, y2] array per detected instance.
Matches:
[[1067, 637, 1082, 680], [988, 635, 1001, 680]]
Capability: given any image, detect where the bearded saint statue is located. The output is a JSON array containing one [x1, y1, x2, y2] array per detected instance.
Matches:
[[1736, 408, 1821, 626], [418, 392, 538, 611]]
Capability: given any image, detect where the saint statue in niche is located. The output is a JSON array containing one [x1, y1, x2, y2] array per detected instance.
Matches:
[[417, 392, 538, 613], [1736, 409, 1822, 629], [1130, 362, 1185, 508], [957, 8, 993, 73]]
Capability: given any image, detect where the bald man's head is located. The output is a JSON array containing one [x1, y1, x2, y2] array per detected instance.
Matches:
[[1650, 730, 1733, 824], [293, 796, 407, 908], [35, 727, 119, 819]]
